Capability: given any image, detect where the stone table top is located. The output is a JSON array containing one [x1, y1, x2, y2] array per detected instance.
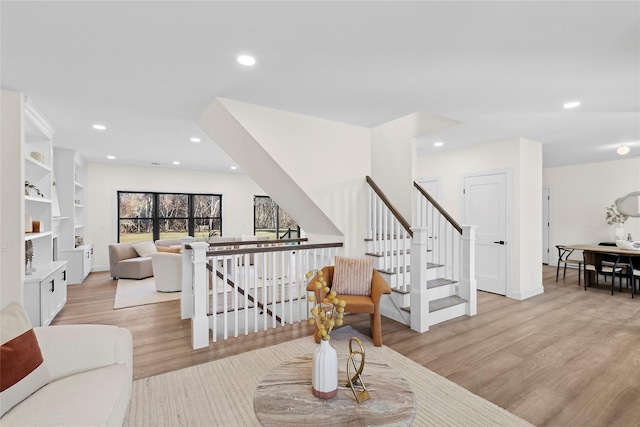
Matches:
[[253, 353, 416, 426]]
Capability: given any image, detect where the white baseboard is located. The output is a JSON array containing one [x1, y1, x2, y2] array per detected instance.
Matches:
[[509, 285, 544, 301]]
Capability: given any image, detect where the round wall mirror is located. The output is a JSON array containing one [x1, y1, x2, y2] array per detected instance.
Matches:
[[615, 191, 640, 217]]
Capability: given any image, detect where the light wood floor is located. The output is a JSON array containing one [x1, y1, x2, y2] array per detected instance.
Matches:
[[52, 266, 640, 427]]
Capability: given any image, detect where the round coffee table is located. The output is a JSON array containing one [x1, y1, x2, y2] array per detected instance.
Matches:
[[254, 354, 415, 426]]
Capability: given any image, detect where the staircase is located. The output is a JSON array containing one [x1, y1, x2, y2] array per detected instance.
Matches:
[[366, 177, 477, 332]]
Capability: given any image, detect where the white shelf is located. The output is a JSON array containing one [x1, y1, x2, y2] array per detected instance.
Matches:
[[24, 155, 51, 172], [74, 181, 84, 189], [74, 224, 84, 229], [53, 216, 70, 221], [25, 195, 52, 204], [25, 231, 53, 241]]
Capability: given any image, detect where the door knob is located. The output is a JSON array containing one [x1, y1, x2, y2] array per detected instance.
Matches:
[[493, 241, 505, 245]]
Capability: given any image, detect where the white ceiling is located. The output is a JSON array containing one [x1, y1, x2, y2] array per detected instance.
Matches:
[[2, 1, 639, 173]]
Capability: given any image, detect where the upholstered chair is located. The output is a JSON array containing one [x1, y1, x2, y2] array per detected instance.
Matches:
[[150, 252, 182, 292], [306, 260, 391, 347]]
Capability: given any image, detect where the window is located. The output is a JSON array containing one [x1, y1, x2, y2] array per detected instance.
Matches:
[[254, 196, 299, 239], [118, 191, 221, 243]]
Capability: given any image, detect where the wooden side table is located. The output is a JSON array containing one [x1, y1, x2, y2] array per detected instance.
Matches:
[[254, 354, 416, 426]]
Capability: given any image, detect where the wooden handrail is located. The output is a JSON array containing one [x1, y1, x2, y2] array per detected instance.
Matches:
[[207, 238, 307, 248], [414, 181, 462, 234], [194, 241, 343, 257], [366, 176, 413, 238]]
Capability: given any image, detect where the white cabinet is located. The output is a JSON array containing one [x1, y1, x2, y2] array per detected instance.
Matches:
[[24, 261, 67, 327], [54, 148, 92, 283], [60, 244, 93, 284]]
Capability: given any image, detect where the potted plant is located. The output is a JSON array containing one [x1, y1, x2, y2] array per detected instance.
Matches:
[[605, 204, 627, 239]]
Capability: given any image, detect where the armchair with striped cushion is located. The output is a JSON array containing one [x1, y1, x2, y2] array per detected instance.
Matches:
[[306, 257, 391, 346]]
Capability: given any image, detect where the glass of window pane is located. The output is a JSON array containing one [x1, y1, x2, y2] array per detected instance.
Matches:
[[119, 219, 153, 243]]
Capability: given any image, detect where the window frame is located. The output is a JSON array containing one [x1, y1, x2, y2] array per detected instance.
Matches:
[[253, 195, 299, 239], [117, 191, 222, 243]]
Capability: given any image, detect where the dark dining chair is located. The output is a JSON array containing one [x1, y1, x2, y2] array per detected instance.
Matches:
[[583, 252, 624, 295], [556, 245, 583, 286], [629, 257, 640, 298]]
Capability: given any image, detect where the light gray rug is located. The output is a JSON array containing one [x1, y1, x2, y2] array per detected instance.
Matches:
[[125, 326, 533, 426], [114, 278, 180, 309]]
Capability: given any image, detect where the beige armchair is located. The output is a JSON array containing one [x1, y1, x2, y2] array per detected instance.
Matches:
[[150, 252, 182, 292]]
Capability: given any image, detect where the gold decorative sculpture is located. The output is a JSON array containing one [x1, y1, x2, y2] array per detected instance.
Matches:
[[346, 337, 370, 403]]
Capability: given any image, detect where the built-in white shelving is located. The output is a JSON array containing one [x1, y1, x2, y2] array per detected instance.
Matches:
[[23, 98, 67, 327], [55, 148, 92, 284]]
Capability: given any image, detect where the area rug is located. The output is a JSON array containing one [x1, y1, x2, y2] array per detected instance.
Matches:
[[124, 326, 533, 426], [114, 278, 180, 309]]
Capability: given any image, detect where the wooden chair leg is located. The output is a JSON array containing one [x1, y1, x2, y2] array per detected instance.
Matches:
[[370, 313, 383, 347]]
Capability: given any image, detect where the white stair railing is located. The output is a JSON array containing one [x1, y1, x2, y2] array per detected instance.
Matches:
[[413, 182, 477, 332], [366, 176, 412, 292], [183, 240, 343, 349]]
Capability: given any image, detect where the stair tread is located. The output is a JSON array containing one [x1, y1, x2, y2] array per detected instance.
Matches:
[[427, 278, 458, 289], [377, 265, 410, 275], [364, 249, 410, 258], [429, 295, 467, 312], [427, 262, 443, 269]]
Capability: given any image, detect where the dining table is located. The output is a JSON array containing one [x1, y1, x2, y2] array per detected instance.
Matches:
[[565, 243, 640, 294]]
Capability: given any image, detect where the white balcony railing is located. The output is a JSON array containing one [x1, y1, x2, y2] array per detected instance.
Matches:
[[182, 240, 343, 349]]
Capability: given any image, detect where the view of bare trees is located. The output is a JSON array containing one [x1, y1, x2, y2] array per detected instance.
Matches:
[[118, 192, 221, 242], [254, 196, 298, 238]]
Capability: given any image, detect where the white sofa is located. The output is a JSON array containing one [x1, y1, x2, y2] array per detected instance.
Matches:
[[1, 324, 133, 426]]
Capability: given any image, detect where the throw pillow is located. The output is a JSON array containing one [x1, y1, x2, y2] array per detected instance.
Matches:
[[1, 302, 50, 417], [157, 246, 181, 254], [332, 256, 374, 296], [132, 241, 157, 257]]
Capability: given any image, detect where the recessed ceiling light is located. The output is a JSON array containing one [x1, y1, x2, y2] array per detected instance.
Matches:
[[107, 155, 116, 160], [563, 101, 581, 109], [434, 141, 444, 147], [230, 166, 238, 170], [237, 55, 256, 66], [190, 137, 201, 143], [617, 146, 630, 155], [93, 124, 107, 130], [173, 161, 180, 165]]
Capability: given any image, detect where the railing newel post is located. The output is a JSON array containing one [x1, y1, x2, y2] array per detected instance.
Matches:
[[190, 242, 210, 349]]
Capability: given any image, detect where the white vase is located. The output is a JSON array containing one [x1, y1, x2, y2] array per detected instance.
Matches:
[[311, 338, 338, 398], [614, 225, 624, 240]]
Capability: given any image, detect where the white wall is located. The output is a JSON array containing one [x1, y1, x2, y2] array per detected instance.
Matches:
[[543, 157, 640, 256], [371, 112, 460, 223], [417, 138, 543, 300], [87, 163, 265, 270], [203, 98, 372, 256], [0, 90, 25, 308]]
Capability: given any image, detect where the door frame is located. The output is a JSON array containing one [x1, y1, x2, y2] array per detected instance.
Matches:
[[461, 169, 513, 298], [542, 187, 551, 265]]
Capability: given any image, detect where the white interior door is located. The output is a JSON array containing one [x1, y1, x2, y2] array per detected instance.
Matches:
[[464, 173, 507, 295]]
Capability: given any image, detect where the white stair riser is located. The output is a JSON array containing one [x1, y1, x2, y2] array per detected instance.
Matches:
[[380, 301, 410, 326], [428, 283, 456, 301], [370, 253, 411, 270], [390, 290, 411, 308], [428, 303, 466, 326], [366, 239, 411, 253]]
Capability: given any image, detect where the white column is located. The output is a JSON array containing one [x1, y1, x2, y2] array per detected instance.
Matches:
[[191, 242, 210, 349], [460, 225, 477, 316], [410, 227, 430, 333], [180, 237, 195, 319]]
